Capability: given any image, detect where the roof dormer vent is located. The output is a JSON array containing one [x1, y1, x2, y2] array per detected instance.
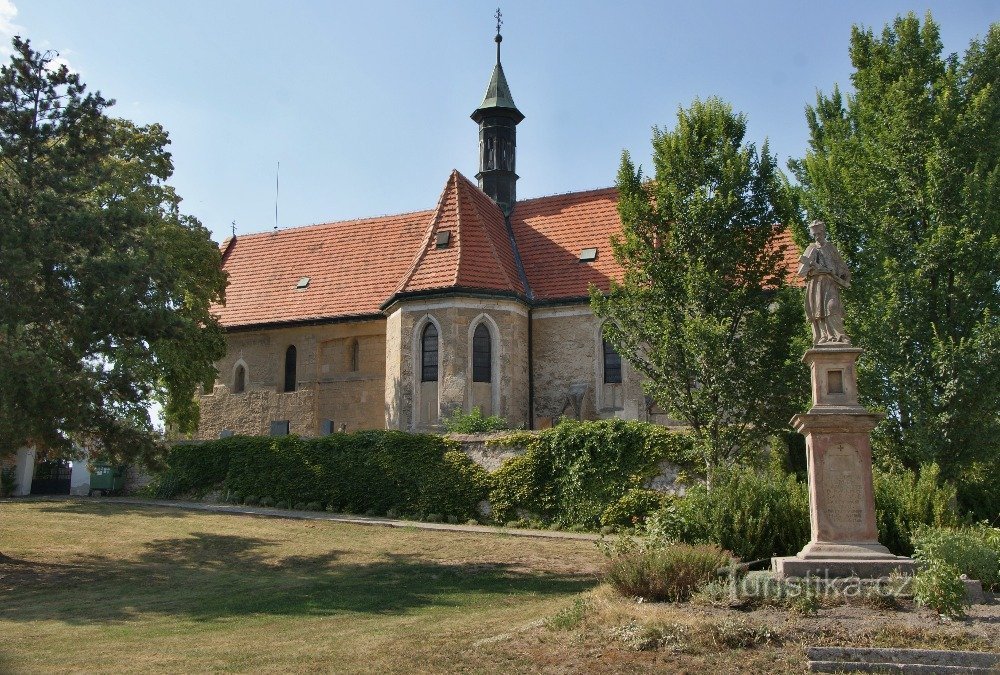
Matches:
[[296, 277, 310, 289], [579, 248, 598, 263]]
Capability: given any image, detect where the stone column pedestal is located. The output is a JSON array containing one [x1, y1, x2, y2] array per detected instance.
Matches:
[[773, 347, 915, 579]]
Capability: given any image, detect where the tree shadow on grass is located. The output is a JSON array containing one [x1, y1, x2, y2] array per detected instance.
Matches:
[[30, 499, 194, 519], [0, 532, 597, 624]]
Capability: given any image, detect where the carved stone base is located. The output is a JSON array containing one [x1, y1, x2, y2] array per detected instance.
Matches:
[[772, 554, 915, 579], [797, 540, 894, 559]]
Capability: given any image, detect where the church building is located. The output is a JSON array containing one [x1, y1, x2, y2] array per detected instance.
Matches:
[[195, 26, 798, 439]]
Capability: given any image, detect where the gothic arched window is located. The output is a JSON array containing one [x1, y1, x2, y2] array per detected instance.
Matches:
[[472, 323, 492, 383], [283, 345, 297, 392], [421, 324, 438, 382], [602, 339, 622, 384], [233, 364, 246, 393]]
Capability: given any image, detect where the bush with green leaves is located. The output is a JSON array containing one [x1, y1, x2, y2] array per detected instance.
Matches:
[[150, 431, 490, 520], [0, 466, 16, 497], [912, 524, 1000, 592], [913, 559, 968, 619], [442, 407, 510, 434], [873, 463, 959, 555], [489, 419, 697, 527], [605, 543, 732, 602], [638, 461, 961, 560], [600, 488, 668, 528], [644, 464, 810, 561]]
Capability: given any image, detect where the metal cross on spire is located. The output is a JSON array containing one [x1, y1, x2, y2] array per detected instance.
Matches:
[[494, 8, 503, 63]]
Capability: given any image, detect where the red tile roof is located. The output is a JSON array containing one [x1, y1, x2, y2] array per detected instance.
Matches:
[[212, 171, 801, 329], [511, 187, 622, 301], [394, 170, 526, 298], [213, 209, 431, 328]]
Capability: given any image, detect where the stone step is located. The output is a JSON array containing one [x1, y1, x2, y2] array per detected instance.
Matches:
[[806, 647, 1000, 674], [808, 660, 995, 673]]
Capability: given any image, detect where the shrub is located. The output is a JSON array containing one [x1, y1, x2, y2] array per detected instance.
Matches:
[[153, 436, 268, 498], [149, 431, 490, 521], [913, 559, 968, 619], [490, 419, 696, 528], [605, 543, 731, 602], [259, 496, 274, 507], [600, 488, 667, 528], [1, 466, 17, 497], [874, 463, 958, 555], [912, 525, 1000, 592], [442, 407, 510, 433], [645, 464, 810, 560]]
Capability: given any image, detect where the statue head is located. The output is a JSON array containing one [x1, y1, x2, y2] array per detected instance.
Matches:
[[808, 220, 828, 244]]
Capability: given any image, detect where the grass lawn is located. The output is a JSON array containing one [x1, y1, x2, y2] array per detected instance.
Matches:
[[2, 500, 997, 674], [0, 500, 602, 673]]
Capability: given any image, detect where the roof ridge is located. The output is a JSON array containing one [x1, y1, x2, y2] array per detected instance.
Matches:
[[233, 207, 436, 240], [454, 172, 521, 294], [516, 185, 618, 204], [392, 171, 458, 297], [450, 172, 463, 288]]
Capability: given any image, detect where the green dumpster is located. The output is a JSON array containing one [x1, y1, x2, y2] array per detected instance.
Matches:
[[89, 464, 126, 496]]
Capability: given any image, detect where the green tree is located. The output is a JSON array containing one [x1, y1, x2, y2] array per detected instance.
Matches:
[[0, 38, 226, 466], [592, 98, 805, 481], [792, 13, 1000, 482]]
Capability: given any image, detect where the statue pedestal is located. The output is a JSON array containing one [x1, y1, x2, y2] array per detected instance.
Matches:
[[773, 348, 915, 579]]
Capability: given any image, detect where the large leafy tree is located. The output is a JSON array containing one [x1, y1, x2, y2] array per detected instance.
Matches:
[[592, 98, 805, 481], [0, 38, 226, 466], [791, 14, 1000, 481]]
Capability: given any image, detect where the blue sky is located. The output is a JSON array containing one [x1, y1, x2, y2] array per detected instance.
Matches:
[[5, 1, 997, 243]]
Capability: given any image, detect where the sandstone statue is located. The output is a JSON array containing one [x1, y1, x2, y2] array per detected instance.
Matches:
[[798, 220, 851, 345]]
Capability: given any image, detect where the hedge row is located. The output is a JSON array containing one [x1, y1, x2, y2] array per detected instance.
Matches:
[[152, 431, 490, 520], [149, 420, 960, 558], [150, 419, 696, 527]]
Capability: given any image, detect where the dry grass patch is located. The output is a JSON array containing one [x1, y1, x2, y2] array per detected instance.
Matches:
[[477, 583, 1000, 674], [0, 499, 603, 673]]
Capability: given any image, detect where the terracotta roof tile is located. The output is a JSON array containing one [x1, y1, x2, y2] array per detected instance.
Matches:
[[511, 187, 622, 300], [213, 173, 801, 329], [212, 210, 432, 328], [394, 170, 525, 298]]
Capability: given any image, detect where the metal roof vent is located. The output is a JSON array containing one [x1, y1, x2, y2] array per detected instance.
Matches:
[[579, 248, 598, 262], [296, 276, 310, 289]]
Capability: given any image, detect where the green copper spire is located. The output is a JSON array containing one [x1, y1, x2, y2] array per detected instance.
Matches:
[[471, 10, 524, 124], [473, 9, 523, 215]]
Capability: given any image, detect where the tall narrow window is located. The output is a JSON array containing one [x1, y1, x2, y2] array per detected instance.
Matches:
[[421, 324, 438, 382], [349, 338, 360, 372], [233, 365, 246, 393], [472, 323, 492, 383], [284, 345, 297, 392], [603, 339, 622, 384]]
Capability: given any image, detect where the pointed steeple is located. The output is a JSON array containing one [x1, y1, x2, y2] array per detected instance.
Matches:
[[472, 9, 524, 215]]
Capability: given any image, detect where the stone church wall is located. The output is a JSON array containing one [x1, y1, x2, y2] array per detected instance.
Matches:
[[196, 318, 387, 440], [530, 307, 646, 427], [198, 303, 659, 440], [384, 297, 530, 431]]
